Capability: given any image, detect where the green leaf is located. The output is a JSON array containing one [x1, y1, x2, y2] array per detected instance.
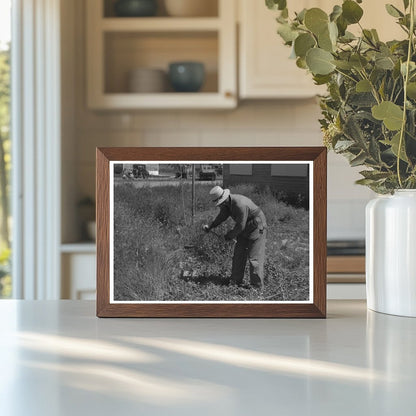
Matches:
[[333, 60, 353, 70], [375, 55, 395, 70], [403, 0, 410, 10], [304, 8, 329, 35], [369, 136, 382, 163], [407, 82, 416, 99], [328, 21, 338, 45], [330, 5, 343, 22], [355, 178, 377, 186], [296, 57, 308, 69], [348, 92, 377, 107], [401, 61, 416, 76], [350, 54, 368, 70], [266, 0, 287, 11], [344, 115, 367, 147], [313, 74, 332, 85], [385, 132, 409, 162], [360, 170, 392, 181], [385, 4, 404, 18], [318, 27, 334, 52], [276, 14, 287, 24], [336, 15, 348, 36], [277, 23, 299, 43], [306, 48, 335, 75], [334, 140, 355, 151], [294, 33, 316, 58], [329, 82, 341, 101], [371, 29, 380, 43], [265, 0, 275, 9], [339, 31, 356, 43], [296, 8, 307, 23], [372, 101, 404, 131], [342, 0, 364, 24], [399, 14, 411, 29], [350, 152, 367, 167], [358, 178, 395, 194], [356, 79, 372, 92], [380, 44, 393, 55], [378, 78, 386, 100], [363, 29, 376, 46], [278, 0, 287, 10]]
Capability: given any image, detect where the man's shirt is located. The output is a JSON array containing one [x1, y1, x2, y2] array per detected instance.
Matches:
[[210, 194, 267, 239]]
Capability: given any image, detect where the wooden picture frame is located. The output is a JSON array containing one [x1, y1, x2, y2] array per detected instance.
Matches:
[[96, 147, 327, 318]]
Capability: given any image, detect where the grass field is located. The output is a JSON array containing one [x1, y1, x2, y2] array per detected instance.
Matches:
[[113, 181, 310, 302]]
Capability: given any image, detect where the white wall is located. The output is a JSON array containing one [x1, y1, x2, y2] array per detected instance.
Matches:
[[62, 0, 374, 243]]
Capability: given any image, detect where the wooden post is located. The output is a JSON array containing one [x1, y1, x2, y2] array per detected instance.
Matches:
[[192, 165, 196, 223]]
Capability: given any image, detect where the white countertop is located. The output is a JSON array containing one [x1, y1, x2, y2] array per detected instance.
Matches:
[[0, 300, 415, 415]]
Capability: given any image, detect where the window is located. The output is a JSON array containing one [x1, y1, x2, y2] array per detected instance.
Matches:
[[229, 164, 252, 175], [0, 0, 11, 298], [271, 164, 308, 177]]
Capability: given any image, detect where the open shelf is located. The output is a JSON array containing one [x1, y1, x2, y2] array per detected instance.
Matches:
[[61, 242, 96, 254], [91, 92, 235, 109], [102, 17, 221, 31], [104, 31, 218, 94], [87, 0, 236, 109], [103, 0, 219, 18]]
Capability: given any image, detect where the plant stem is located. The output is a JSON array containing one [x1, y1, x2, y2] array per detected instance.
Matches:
[[334, 68, 358, 84], [397, 0, 415, 188], [358, 69, 381, 104], [390, 79, 398, 102]]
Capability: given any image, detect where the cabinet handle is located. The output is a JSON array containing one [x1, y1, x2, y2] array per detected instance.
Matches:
[[225, 91, 234, 99]]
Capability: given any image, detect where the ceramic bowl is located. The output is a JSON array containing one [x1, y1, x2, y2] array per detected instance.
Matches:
[[168, 62, 205, 92], [128, 68, 167, 93], [114, 0, 158, 17]]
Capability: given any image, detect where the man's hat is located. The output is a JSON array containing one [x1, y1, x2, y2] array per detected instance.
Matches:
[[210, 186, 230, 206]]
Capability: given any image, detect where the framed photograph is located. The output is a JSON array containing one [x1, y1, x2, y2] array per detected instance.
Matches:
[[96, 147, 327, 318]]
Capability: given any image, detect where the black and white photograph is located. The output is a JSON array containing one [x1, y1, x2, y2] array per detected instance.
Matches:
[[110, 161, 312, 303]]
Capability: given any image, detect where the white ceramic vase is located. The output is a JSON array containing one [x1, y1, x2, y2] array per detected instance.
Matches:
[[366, 190, 416, 317]]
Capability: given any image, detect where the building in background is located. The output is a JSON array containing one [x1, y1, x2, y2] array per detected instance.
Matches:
[[223, 163, 309, 197]]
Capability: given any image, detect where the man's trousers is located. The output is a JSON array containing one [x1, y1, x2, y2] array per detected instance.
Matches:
[[230, 230, 266, 288]]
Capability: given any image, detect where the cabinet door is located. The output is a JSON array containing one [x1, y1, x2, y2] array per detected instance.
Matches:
[[239, 0, 325, 99], [62, 253, 96, 300], [239, 0, 404, 99]]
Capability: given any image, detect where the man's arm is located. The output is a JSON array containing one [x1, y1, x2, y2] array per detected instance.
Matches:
[[225, 205, 248, 240], [208, 207, 230, 230]]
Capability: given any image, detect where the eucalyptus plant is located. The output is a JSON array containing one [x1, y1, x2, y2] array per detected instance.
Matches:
[[266, 0, 416, 193]]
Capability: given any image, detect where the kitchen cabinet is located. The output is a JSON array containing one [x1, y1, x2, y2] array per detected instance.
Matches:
[[238, 0, 325, 99], [238, 0, 404, 99], [61, 245, 96, 300], [86, 0, 237, 109]]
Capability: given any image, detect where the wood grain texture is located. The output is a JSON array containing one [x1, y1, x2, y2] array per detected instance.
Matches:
[[96, 148, 110, 317], [313, 148, 327, 318], [96, 147, 327, 318]]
